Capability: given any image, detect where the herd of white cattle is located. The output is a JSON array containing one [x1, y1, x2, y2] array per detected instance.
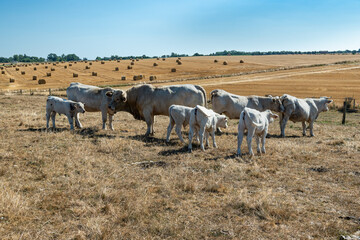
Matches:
[[45, 82, 333, 156]]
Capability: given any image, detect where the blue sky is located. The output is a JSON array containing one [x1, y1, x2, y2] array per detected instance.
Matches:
[[1, 0, 359, 59]]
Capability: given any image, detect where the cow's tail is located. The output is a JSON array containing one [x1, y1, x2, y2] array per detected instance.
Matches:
[[195, 85, 207, 108], [244, 108, 262, 127]]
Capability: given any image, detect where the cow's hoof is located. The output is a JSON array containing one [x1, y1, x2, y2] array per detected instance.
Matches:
[[188, 149, 192, 153]]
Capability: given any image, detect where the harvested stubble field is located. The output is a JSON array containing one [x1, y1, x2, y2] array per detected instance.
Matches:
[[2, 55, 360, 106], [0, 93, 360, 239]]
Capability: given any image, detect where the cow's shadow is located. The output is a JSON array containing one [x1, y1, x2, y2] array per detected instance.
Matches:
[[19, 127, 68, 133], [266, 134, 300, 139], [18, 127, 116, 139], [158, 145, 189, 156], [127, 134, 179, 146]]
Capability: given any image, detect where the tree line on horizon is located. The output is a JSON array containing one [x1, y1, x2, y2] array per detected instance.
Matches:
[[1, 49, 359, 63]]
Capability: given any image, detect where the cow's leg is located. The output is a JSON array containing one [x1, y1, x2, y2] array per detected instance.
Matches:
[[256, 135, 261, 153], [46, 111, 50, 129], [199, 127, 205, 151], [175, 124, 185, 143], [211, 129, 217, 148], [67, 115, 74, 130], [166, 118, 175, 142], [247, 128, 255, 157], [75, 112, 83, 129], [151, 115, 155, 135], [205, 131, 209, 148], [237, 131, 244, 156], [143, 110, 153, 136], [108, 113, 114, 131], [261, 133, 266, 154], [188, 126, 194, 152], [309, 121, 315, 137], [302, 121, 306, 136], [51, 112, 56, 129], [101, 109, 108, 130], [280, 115, 289, 137]]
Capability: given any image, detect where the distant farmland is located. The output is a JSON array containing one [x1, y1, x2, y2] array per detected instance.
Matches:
[[1, 54, 360, 104]]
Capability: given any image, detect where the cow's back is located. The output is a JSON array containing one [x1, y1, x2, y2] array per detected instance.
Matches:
[[136, 84, 205, 116], [66, 82, 108, 112], [212, 90, 248, 119]]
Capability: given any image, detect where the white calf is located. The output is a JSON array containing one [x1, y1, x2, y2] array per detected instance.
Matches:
[[166, 105, 193, 143], [237, 107, 278, 157], [188, 105, 228, 152], [46, 96, 85, 130]]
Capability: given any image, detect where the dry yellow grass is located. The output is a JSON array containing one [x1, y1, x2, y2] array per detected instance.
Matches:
[[0, 94, 359, 239]]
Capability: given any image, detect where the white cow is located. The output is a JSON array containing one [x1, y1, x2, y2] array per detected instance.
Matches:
[[46, 96, 85, 130], [188, 105, 228, 152], [210, 89, 284, 119], [237, 107, 278, 157], [66, 82, 126, 130], [280, 94, 333, 137], [108, 84, 207, 136], [166, 104, 193, 143]]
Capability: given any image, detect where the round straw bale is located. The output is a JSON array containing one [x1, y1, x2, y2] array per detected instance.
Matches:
[[53, 63, 56, 66], [89, 62, 92, 65], [1, 71, 5, 74], [157, 57, 160, 60], [33, 76, 37, 80], [38, 79, 46, 84], [64, 65, 67, 69], [34, 67, 37, 70], [73, 73, 78, 78], [133, 75, 138, 81], [130, 62, 134, 65], [121, 76, 126, 80], [51, 68, 55, 71], [69, 64, 72, 66], [177, 60, 182, 65], [178, 57, 181, 60], [214, 59, 218, 63], [171, 68, 176, 72], [136, 58, 139, 61], [127, 65, 132, 69], [45, 66, 48, 69], [162, 58, 166, 61], [149, 76, 157, 81], [21, 71, 25, 75], [86, 66, 90, 69], [92, 72, 97, 76], [9, 78, 15, 83], [101, 61, 105, 64], [240, 60, 244, 63], [16, 68, 19, 71], [117, 60, 120, 63], [153, 63, 158, 66], [115, 67, 119, 71], [223, 61, 228, 65], [47, 72, 51, 77]]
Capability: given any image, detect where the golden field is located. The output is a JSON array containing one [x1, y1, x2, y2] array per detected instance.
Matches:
[[1, 54, 360, 104], [1, 55, 360, 239]]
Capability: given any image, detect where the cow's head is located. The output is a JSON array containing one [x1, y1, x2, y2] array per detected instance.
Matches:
[[268, 95, 284, 112], [266, 110, 278, 123], [217, 115, 228, 129], [70, 102, 86, 114], [106, 89, 127, 111], [320, 97, 333, 112]]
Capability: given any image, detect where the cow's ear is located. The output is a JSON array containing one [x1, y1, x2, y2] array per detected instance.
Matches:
[[272, 114, 278, 119], [70, 103, 75, 111], [272, 98, 276, 102], [327, 99, 333, 104], [106, 91, 113, 97]]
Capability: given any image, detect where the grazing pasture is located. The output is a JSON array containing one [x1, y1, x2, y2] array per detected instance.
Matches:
[[0, 94, 359, 239], [0, 55, 360, 239]]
